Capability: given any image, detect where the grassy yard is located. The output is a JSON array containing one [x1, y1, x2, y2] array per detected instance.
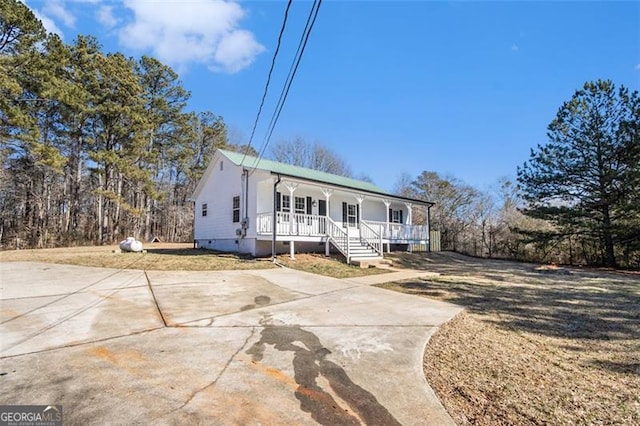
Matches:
[[0, 243, 386, 278], [276, 253, 389, 278], [380, 253, 640, 425], [0, 243, 276, 271]]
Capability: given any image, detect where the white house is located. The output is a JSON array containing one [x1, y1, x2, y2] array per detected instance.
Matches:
[[191, 149, 434, 264]]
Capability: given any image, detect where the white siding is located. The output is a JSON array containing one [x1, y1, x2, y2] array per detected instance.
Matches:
[[194, 152, 244, 241]]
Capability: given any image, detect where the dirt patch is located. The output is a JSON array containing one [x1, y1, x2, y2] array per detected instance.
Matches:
[[0, 243, 276, 271], [275, 253, 389, 279], [380, 253, 640, 425]]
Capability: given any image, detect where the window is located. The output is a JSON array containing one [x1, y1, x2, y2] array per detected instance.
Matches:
[[201, 203, 208, 217], [232, 196, 240, 222], [294, 196, 305, 214], [347, 204, 358, 227], [391, 209, 403, 224], [281, 194, 290, 212], [342, 202, 359, 227]]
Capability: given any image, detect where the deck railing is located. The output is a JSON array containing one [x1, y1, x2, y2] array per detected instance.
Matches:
[[257, 214, 428, 243], [362, 220, 429, 242], [326, 217, 349, 262], [359, 221, 383, 257], [257, 212, 327, 236]]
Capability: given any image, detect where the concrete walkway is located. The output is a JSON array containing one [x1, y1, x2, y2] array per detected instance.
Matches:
[[0, 262, 462, 425], [345, 268, 442, 286]]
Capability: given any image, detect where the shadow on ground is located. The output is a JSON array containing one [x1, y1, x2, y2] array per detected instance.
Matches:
[[382, 252, 640, 371]]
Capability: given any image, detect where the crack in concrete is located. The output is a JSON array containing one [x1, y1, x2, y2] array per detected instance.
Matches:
[[0, 269, 143, 326], [144, 271, 168, 327], [1, 274, 150, 354], [0, 326, 165, 359], [160, 327, 257, 419]]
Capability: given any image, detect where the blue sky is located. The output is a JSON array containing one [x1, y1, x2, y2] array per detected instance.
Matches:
[[25, 0, 640, 192]]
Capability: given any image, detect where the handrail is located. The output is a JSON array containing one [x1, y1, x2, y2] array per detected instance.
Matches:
[[362, 220, 429, 241], [359, 221, 383, 257], [257, 212, 326, 236], [326, 216, 350, 263]]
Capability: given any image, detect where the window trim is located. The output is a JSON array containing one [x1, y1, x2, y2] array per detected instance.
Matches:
[[232, 196, 240, 223], [294, 196, 306, 214], [391, 209, 403, 224], [281, 194, 291, 212]]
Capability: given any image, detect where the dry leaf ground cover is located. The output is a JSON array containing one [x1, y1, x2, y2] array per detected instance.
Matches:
[[382, 252, 640, 425]]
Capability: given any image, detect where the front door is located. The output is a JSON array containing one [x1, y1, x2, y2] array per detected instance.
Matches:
[[318, 199, 327, 216]]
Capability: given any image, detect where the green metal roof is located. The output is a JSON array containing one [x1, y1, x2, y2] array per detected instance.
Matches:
[[219, 149, 433, 205], [220, 149, 386, 191]]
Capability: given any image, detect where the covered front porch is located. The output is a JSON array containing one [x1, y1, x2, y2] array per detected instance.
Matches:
[[256, 212, 429, 248], [253, 176, 430, 264]]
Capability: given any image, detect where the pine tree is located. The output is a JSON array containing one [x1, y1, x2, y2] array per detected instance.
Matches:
[[518, 80, 640, 267]]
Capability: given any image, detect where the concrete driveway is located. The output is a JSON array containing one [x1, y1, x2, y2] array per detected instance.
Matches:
[[0, 262, 462, 425]]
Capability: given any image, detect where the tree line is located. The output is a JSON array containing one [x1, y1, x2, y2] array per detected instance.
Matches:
[[1, 0, 245, 248], [399, 80, 639, 268], [2, 2, 638, 268]]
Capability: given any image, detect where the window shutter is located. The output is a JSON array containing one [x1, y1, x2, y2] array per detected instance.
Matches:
[[399, 210, 404, 224], [306, 197, 312, 214], [342, 202, 347, 227], [356, 204, 360, 224], [388, 208, 392, 223], [276, 192, 281, 211]]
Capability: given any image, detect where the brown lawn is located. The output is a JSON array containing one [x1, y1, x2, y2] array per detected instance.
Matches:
[[276, 252, 389, 278], [381, 252, 640, 425], [0, 244, 386, 278], [0, 243, 276, 271]]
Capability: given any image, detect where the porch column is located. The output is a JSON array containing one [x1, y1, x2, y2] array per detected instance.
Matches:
[[355, 194, 365, 231], [405, 202, 413, 225], [285, 182, 298, 258], [405, 202, 413, 252], [383, 199, 391, 253], [322, 188, 333, 256], [321, 188, 333, 218], [290, 240, 295, 260]]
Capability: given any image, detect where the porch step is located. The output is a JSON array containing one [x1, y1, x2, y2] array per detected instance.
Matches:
[[346, 237, 380, 262], [350, 256, 384, 268]]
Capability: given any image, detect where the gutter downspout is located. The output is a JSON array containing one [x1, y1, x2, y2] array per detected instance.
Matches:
[[242, 168, 249, 238], [272, 174, 281, 262], [427, 204, 432, 253]]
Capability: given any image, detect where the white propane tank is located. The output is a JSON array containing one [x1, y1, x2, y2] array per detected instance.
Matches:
[[119, 237, 144, 252]]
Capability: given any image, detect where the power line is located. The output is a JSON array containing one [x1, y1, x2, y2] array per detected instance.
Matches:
[[240, 0, 293, 167], [248, 0, 323, 174]]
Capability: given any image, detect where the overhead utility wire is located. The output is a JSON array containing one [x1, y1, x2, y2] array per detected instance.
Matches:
[[248, 0, 323, 174], [239, 0, 293, 167]]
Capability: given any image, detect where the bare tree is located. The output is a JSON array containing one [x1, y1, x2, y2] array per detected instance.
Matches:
[[270, 137, 352, 177]]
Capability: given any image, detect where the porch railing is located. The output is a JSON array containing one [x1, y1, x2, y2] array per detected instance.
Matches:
[[359, 221, 383, 257], [363, 220, 429, 242], [257, 212, 327, 236], [326, 216, 350, 262]]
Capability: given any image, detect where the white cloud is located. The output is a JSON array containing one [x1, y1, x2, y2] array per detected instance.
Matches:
[[511, 43, 519, 52], [43, 0, 76, 28], [213, 29, 265, 73], [118, 0, 264, 73], [97, 5, 118, 28]]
